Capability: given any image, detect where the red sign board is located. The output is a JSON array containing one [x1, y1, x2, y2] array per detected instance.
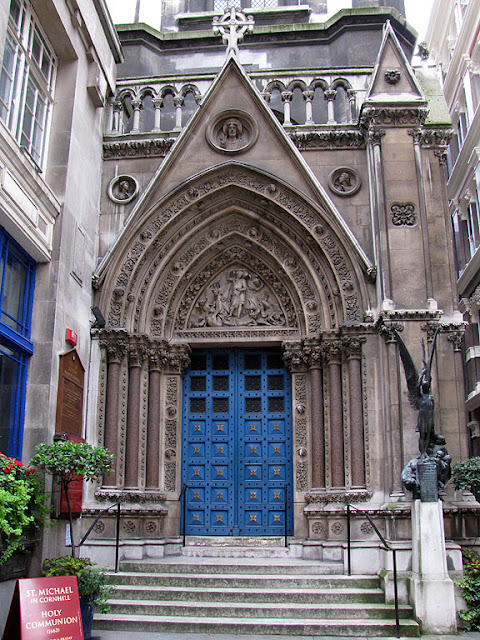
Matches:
[[2, 576, 84, 640]]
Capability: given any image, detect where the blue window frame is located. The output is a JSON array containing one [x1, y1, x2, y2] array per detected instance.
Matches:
[[0, 227, 35, 458]]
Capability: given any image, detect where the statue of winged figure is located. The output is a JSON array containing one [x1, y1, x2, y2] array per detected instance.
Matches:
[[393, 327, 440, 458]]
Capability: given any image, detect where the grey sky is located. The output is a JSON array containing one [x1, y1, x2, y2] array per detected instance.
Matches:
[[106, 0, 435, 40]]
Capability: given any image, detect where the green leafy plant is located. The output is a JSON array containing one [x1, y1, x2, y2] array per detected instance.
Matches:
[[452, 457, 480, 493], [31, 440, 113, 557], [457, 549, 480, 630], [0, 451, 49, 564], [42, 556, 112, 612]]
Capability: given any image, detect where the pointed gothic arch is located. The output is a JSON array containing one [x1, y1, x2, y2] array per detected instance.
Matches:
[[94, 163, 372, 342]]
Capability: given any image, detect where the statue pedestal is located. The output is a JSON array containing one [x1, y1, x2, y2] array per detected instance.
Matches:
[[409, 499, 456, 634]]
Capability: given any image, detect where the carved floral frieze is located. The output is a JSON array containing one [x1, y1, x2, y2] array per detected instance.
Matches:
[[289, 130, 365, 151], [103, 137, 176, 159], [361, 107, 428, 127]]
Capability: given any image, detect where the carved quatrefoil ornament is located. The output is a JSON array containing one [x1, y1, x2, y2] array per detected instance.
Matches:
[[206, 109, 258, 155]]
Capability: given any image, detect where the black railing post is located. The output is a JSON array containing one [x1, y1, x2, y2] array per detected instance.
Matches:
[[115, 502, 121, 573], [284, 486, 288, 548], [346, 504, 351, 576], [392, 548, 400, 638], [182, 483, 187, 547]]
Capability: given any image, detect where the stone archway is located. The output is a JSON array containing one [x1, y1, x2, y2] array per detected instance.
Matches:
[[91, 164, 374, 541]]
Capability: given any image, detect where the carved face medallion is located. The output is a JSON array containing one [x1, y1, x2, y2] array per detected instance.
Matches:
[[328, 167, 361, 197], [108, 175, 139, 204], [206, 109, 258, 155]]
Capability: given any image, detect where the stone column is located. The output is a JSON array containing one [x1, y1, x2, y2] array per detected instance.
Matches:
[[304, 339, 325, 488], [125, 344, 145, 489], [152, 97, 162, 131], [130, 99, 142, 133], [344, 336, 366, 488], [347, 89, 356, 122], [101, 338, 127, 487], [367, 129, 392, 307], [281, 91, 293, 126], [174, 94, 184, 129], [410, 130, 434, 302], [304, 90, 314, 125], [324, 89, 337, 125], [325, 340, 344, 488], [111, 100, 123, 134], [146, 349, 165, 490], [381, 323, 404, 496]]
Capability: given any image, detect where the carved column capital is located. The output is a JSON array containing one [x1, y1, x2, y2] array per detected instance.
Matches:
[[379, 322, 403, 344], [342, 335, 366, 359], [442, 322, 468, 352], [366, 129, 386, 146], [303, 90, 314, 102], [152, 97, 163, 108], [167, 344, 191, 373], [303, 338, 323, 369], [262, 91, 271, 103], [322, 340, 343, 365], [128, 343, 147, 367], [324, 90, 337, 102], [131, 99, 142, 111], [281, 91, 293, 103], [174, 95, 185, 108], [282, 340, 307, 372]]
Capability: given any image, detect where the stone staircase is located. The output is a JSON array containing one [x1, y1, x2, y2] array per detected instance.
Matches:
[[93, 539, 420, 637]]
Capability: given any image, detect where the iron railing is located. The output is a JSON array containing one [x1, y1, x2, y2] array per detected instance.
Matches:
[[346, 504, 400, 639], [78, 502, 121, 572]]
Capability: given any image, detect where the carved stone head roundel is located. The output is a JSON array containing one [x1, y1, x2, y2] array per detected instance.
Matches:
[[206, 109, 258, 155], [328, 167, 361, 197], [108, 175, 139, 204]]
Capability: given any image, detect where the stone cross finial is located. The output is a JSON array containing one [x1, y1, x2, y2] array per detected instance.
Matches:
[[212, 7, 254, 56]]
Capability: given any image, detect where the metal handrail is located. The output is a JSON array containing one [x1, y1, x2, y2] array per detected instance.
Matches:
[[78, 502, 121, 572], [179, 483, 188, 547], [346, 504, 400, 638]]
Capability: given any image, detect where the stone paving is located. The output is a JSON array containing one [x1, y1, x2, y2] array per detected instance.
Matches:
[[91, 632, 480, 640]]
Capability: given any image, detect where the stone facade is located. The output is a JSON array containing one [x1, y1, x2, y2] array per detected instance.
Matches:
[[0, 0, 475, 599], [76, 4, 475, 571], [426, 0, 480, 458]]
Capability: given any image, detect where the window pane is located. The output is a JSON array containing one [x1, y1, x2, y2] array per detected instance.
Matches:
[[1, 247, 27, 332], [0, 346, 23, 456]]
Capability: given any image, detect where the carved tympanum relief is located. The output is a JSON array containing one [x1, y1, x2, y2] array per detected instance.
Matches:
[[188, 267, 286, 328]]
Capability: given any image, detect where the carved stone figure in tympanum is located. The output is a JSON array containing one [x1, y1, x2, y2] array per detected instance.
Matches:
[[188, 267, 286, 328]]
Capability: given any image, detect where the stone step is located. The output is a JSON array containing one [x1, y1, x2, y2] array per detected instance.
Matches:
[[182, 545, 292, 558], [93, 613, 421, 637], [184, 536, 286, 547], [109, 571, 380, 589], [105, 598, 415, 620], [110, 584, 387, 604], [119, 558, 342, 575]]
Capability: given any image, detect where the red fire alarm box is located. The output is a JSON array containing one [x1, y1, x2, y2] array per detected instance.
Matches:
[[66, 328, 78, 346], [56, 434, 84, 517]]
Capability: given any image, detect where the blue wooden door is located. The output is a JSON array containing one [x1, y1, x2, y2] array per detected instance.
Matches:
[[182, 349, 293, 536]]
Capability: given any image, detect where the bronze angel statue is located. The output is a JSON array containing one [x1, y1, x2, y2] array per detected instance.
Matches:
[[393, 327, 440, 458]]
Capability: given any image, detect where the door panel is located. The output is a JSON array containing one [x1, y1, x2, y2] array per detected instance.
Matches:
[[182, 348, 293, 536]]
